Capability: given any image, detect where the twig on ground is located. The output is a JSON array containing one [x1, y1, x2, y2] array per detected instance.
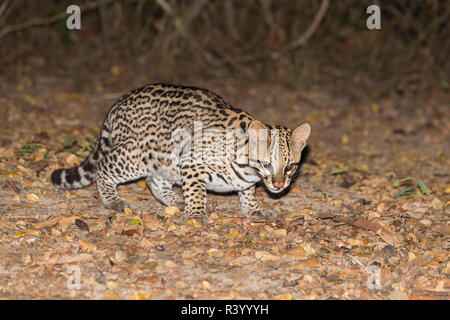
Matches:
[[8, 180, 20, 193]]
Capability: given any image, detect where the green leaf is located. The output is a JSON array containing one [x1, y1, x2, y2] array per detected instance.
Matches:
[[394, 186, 415, 199], [15, 141, 42, 158], [328, 169, 348, 176], [129, 218, 141, 225], [417, 180, 430, 195], [393, 177, 415, 186]]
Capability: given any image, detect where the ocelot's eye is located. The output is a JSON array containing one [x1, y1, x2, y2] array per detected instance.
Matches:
[[262, 162, 272, 169], [284, 163, 296, 173]]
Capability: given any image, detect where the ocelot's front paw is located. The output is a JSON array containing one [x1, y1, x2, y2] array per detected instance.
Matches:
[[179, 205, 209, 225], [186, 213, 209, 224], [104, 200, 130, 212]]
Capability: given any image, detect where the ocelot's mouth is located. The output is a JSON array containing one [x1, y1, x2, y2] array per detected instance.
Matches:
[[266, 185, 286, 193], [262, 178, 288, 194]]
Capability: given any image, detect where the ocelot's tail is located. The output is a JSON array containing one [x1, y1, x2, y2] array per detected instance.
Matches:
[[52, 110, 114, 190], [51, 149, 98, 190]]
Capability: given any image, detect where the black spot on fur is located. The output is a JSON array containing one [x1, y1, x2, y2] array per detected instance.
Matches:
[[228, 117, 237, 126], [84, 161, 94, 172], [230, 106, 243, 113], [102, 137, 110, 148], [72, 168, 81, 182], [65, 171, 73, 184], [51, 169, 62, 186], [65, 167, 81, 184]]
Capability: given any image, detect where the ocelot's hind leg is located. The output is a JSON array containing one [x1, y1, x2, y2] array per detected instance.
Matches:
[[146, 175, 184, 210], [96, 141, 145, 211], [180, 164, 207, 222]]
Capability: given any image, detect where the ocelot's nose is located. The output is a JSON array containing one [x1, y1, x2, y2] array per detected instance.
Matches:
[[273, 182, 284, 189]]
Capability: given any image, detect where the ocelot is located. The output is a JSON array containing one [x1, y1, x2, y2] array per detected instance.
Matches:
[[51, 83, 311, 220]]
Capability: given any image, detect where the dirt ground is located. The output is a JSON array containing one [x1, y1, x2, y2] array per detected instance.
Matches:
[[0, 69, 449, 300]]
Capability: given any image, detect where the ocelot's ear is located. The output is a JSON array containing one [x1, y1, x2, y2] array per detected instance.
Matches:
[[248, 120, 268, 161], [290, 123, 311, 159]]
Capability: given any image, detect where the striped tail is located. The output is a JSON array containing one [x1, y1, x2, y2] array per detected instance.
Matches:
[[51, 150, 98, 190]]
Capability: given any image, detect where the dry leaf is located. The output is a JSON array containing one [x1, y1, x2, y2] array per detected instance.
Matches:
[[26, 193, 40, 202], [52, 253, 92, 265], [377, 230, 403, 247], [164, 260, 177, 268], [114, 250, 126, 262], [65, 153, 82, 167], [430, 198, 442, 211], [138, 261, 158, 270], [283, 209, 309, 220], [346, 239, 363, 246], [201, 280, 211, 290], [89, 220, 106, 232], [165, 206, 181, 216], [286, 246, 307, 260], [186, 219, 202, 228], [290, 186, 303, 193], [106, 280, 118, 290], [341, 135, 349, 144], [32, 216, 61, 229], [79, 239, 96, 252], [0, 220, 9, 228], [21, 228, 39, 236], [142, 215, 161, 231], [273, 293, 292, 300], [207, 248, 223, 257], [255, 250, 279, 262], [103, 290, 120, 300], [130, 291, 151, 300], [302, 256, 319, 267], [59, 216, 74, 232], [272, 229, 287, 238], [138, 180, 147, 189], [22, 254, 32, 265]]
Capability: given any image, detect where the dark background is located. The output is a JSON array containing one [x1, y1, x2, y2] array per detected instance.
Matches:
[[1, 0, 449, 100]]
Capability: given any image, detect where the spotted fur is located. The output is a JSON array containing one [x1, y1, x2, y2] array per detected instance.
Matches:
[[51, 83, 311, 219]]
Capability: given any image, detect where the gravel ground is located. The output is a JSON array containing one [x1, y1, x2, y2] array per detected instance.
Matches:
[[0, 77, 449, 299]]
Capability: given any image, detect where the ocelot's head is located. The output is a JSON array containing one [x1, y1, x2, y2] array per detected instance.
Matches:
[[248, 120, 311, 194]]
